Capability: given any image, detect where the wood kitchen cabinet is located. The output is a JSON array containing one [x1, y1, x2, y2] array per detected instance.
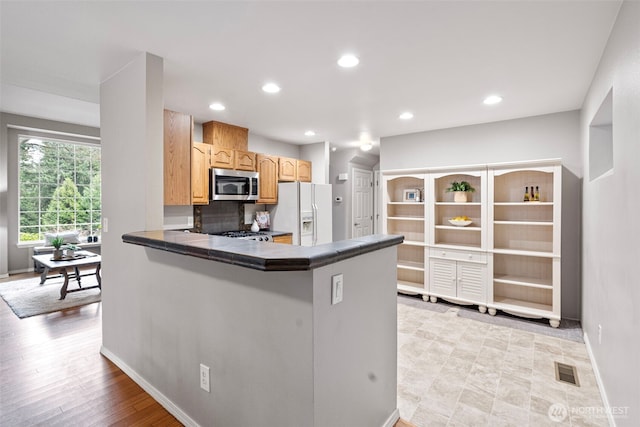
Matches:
[[257, 154, 279, 204], [191, 142, 211, 205], [202, 120, 248, 150], [297, 160, 312, 182], [234, 150, 256, 171], [278, 157, 297, 181], [272, 234, 293, 244], [164, 109, 193, 206], [212, 146, 234, 169]]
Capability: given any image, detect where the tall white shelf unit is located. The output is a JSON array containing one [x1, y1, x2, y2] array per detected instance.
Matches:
[[382, 173, 427, 297], [382, 160, 562, 327], [428, 169, 488, 312], [487, 161, 562, 327]]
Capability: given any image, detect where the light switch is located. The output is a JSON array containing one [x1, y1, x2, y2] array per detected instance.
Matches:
[[331, 274, 343, 305]]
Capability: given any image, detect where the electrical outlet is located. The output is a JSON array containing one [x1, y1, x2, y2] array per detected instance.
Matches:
[[200, 363, 210, 392], [598, 324, 602, 344], [331, 274, 343, 305]]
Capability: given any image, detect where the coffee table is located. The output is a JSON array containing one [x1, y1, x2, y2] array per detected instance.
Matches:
[[32, 251, 102, 300]]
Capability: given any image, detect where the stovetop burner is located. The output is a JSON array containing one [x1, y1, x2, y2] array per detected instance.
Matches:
[[212, 230, 272, 241]]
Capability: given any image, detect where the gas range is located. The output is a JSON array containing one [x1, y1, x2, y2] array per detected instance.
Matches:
[[212, 230, 272, 242]]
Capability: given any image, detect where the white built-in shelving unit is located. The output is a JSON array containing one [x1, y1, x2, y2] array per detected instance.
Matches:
[[488, 163, 562, 327], [428, 169, 488, 312], [382, 174, 427, 296], [382, 159, 562, 327]]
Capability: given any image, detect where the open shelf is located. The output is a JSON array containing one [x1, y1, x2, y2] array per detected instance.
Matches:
[[491, 296, 553, 316], [435, 225, 481, 231], [494, 275, 552, 289], [397, 261, 425, 272]]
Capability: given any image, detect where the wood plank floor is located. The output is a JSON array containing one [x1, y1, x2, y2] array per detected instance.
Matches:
[[1, 273, 415, 427], [0, 273, 182, 426]]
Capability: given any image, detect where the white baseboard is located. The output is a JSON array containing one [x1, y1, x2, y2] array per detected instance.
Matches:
[[100, 346, 200, 427], [0, 273, 8, 279], [383, 408, 400, 427], [7, 267, 33, 275], [583, 332, 615, 427]]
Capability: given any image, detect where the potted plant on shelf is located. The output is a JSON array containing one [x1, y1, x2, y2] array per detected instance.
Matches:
[[446, 181, 475, 203], [51, 236, 64, 260]]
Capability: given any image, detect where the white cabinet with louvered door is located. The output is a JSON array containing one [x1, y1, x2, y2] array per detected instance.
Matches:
[[429, 248, 487, 312]]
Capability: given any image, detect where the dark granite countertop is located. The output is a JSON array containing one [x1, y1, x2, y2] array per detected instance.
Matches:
[[122, 230, 403, 271]]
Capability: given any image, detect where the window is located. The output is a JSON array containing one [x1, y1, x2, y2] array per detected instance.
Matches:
[[18, 136, 101, 243]]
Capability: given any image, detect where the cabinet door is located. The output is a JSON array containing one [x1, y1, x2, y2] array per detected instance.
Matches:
[[457, 262, 486, 301], [234, 150, 256, 171], [212, 146, 234, 169], [272, 234, 292, 244], [278, 157, 297, 181], [191, 142, 210, 205], [202, 121, 248, 150], [297, 160, 312, 182], [163, 109, 192, 206], [257, 154, 278, 204], [429, 259, 457, 297]]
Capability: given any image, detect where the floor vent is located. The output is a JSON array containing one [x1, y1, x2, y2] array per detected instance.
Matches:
[[555, 362, 580, 386]]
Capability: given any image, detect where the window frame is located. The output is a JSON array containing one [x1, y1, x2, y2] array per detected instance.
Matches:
[[16, 132, 102, 245]]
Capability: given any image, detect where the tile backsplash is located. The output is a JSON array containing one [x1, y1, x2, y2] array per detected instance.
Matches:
[[197, 202, 244, 234]]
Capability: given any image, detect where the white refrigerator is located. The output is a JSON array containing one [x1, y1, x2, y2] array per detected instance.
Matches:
[[270, 182, 332, 246]]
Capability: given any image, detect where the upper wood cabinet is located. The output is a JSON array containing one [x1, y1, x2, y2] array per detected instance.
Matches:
[[212, 146, 234, 169], [191, 142, 211, 205], [297, 160, 312, 182], [257, 154, 279, 204], [278, 157, 297, 181], [234, 150, 257, 171], [164, 109, 193, 206], [202, 121, 248, 150]]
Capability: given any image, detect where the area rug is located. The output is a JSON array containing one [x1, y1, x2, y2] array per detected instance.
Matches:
[[398, 293, 584, 342], [0, 276, 101, 318]]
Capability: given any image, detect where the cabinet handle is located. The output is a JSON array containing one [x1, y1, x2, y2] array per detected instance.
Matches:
[[468, 254, 473, 259], [441, 252, 446, 256]]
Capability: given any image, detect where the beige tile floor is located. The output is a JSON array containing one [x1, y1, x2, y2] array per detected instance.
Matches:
[[397, 297, 609, 426]]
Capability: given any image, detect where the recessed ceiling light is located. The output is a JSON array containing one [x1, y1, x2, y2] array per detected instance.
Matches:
[[262, 83, 281, 93], [483, 95, 503, 105], [209, 103, 226, 111], [337, 54, 359, 68], [331, 147, 337, 152], [399, 112, 414, 120], [360, 143, 373, 152], [304, 130, 316, 136]]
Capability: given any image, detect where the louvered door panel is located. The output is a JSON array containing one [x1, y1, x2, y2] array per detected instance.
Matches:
[[429, 259, 456, 297]]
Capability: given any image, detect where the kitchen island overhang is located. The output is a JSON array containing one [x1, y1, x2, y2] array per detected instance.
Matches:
[[122, 230, 403, 271], [105, 231, 403, 427]]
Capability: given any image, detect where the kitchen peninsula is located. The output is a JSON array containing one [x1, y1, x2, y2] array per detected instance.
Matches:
[[113, 230, 403, 427]]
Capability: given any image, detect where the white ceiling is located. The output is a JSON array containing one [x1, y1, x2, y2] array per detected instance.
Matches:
[[0, 1, 621, 151]]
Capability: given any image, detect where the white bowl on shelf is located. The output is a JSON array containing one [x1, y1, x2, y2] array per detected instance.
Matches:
[[448, 219, 472, 227]]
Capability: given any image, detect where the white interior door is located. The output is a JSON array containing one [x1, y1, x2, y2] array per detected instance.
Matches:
[[352, 168, 373, 238]]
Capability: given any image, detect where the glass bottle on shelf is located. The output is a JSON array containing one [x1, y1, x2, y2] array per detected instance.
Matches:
[[530, 186, 535, 201], [524, 186, 530, 202], [534, 186, 540, 201]]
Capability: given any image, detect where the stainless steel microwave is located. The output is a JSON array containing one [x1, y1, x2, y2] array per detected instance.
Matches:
[[210, 168, 259, 201]]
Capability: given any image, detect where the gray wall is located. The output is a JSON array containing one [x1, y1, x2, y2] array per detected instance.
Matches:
[[330, 148, 379, 242], [380, 111, 582, 320], [579, 1, 639, 423], [300, 141, 330, 184], [0, 113, 100, 276]]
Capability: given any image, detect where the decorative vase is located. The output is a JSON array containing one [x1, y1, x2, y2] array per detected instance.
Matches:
[[53, 249, 63, 260], [251, 220, 260, 232], [454, 191, 468, 203]]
